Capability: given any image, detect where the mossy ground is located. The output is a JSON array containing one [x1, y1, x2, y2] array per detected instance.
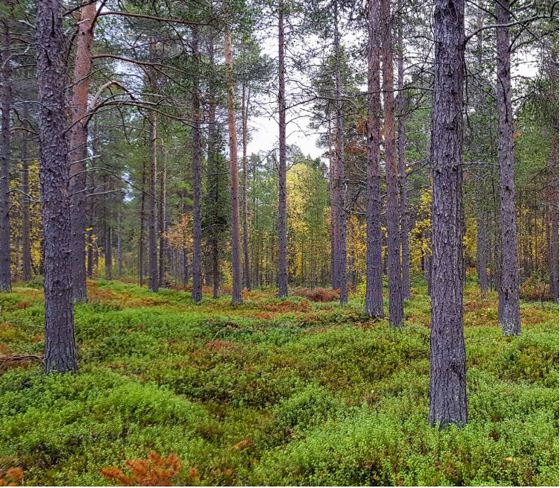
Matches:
[[0, 275, 557, 485]]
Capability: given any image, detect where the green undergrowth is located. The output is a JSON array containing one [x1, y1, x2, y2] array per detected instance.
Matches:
[[0, 278, 557, 485]]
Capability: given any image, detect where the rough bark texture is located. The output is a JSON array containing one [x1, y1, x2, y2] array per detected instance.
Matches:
[[37, 0, 78, 373], [333, 0, 347, 304], [241, 83, 252, 292], [328, 119, 338, 289], [0, 11, 12, 292], [68, 1, 96, 303], [117, 209, 122, 277], [548, 131, 559, 302], [476, 212, 489, 295], [207, 36, 220, 299], [278, 0, 288, 298], [224, 19, 242, 305], [191, 25, 203, 302], [148, 111, 159, 292], [158, 161, 167, 286], [21, 110, 31, 281], [380, 0, 403, 326], [396, 7, 410, 300], [364, 0, 384, 318], [546, 43, 559, 302], [104, 224, 112, 279], [496, 0, 520, 336], [428, 0, 467, 427], [138, 159, 146, 285]]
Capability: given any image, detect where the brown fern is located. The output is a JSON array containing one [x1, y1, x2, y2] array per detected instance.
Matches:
[[101, 451, 194, 486]]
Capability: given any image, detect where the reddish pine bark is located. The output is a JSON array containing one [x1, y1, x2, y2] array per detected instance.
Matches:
[[68, 1, 97, 302], [241, 83, 252, 292], [224, 17, 243, 305]]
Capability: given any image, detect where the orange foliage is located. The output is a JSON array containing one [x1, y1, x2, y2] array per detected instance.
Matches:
[[0, 467, 24, 486], [101, 452, 187, 486], [254, 312, 274, 320], [293, 287, 340, 302], [232, 438, 253, 450], [520, 278, 550, 301], [205, 340, 236, 352], [262, 300, 311, 313]]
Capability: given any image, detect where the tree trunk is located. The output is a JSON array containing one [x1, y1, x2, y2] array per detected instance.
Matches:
[[191, 25, 203, 302], [68, 1, 96, 303], [333, 0, 347, 304], [148, 111, 159, 292], [278, 0, 288, 298], [476, 211, 489, 295], [224, 15, 242, 305], [396, 4, 410, 300], [0, 11, 12, 292], [207, 35, 220, 299], [496, 0, 520, 335], [117, 208, 122, 278], [104, 225, 112, 280], [328, 118, 338, 289], [428, 0, 467, 427], [158, 160, 167, 287], [548, 127, 559, 302], [37, 0, 78, 373], [103, 172, 112, 281], [364, 0, 384, 318], [139, 159, 146, 285], [241, 83, 252, 292], [21, 104, 32, 282], [380, 0, 403, 326]]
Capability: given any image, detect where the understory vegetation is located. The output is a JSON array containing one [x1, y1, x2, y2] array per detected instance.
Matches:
[[0, 277, 557, 486]]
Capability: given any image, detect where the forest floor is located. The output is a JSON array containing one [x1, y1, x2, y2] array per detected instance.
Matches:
[[0, 276, 558, 486]]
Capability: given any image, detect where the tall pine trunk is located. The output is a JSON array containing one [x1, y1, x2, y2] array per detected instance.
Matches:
[[548, 131, 559, 301], [333, 0, 347, 304], [224, 15, 242, 305], [0, 11, 12, 292], [380, 0, 403, 326], [139, 159, 146, 285], [476, 212, 489, 295], [496, 0, 520, 335], [428, 0, 467, 427], [37, 0, 78, 373], [206, 36, 220, 299], [158, 160, 167, 287], [364, 0, 384, 318], [396, 7, 410, 300], [241, 83, 252, 292], [68, 1, 96, 303], [148, 111, 159, 292], [21, 106, 32, 281], [191, 25, 203, 302], [278, 0, 288, 297]]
